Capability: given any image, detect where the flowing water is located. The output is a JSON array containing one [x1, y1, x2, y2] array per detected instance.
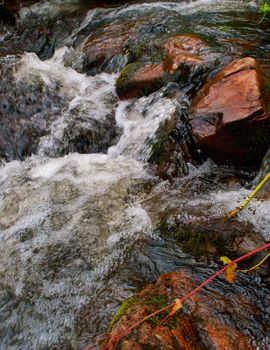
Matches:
[[0, 0, 270, 349]]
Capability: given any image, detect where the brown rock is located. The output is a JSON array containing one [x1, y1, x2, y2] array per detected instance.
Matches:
[[116, 34, 216, 99], [133, 63, 165, 83], [189, 57, 270, 167], [104, 269, 269, 350], [163, 34, 215, 71], [68, 22, 137, 74], [116, 61, 169, 99]]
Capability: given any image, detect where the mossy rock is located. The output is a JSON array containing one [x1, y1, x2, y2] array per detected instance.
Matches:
[[158, 218, 227, 257], [108, 293, 175, 333], [157, 214, 266, 259], [109, 297, 139, 331], [116, 61, 184, 99], [148, 130, 170, 165], [115, 61, 144, 98]]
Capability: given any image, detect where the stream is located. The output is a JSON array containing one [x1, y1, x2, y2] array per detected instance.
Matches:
[[0, 1, 270, 349]]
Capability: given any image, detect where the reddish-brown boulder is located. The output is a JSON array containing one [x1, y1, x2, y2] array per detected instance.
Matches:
[[163, 34, 216, 72], [189, 57, 270, 167], [117, 63, 166, 99], [102, 268, 269, 350], [116, 34, 216, 99], [133, 63, 165, 84]]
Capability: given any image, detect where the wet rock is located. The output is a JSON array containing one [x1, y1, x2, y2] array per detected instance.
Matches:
[[0, 53, 120, 162], [163, 34, 216, 71], [0, 55, 66, 161], [142, 164, 270, 256], [65, 21, 137, 75], [106, 269, 270, 350], [109, 84, 201, 181], [17, 16, 80, 60], [189, 57, 270, 168], [116, 34, 217, 99], [158, 215, 266, 258], [0, 1, 38, 25], [116, 63, 166, 99], [0, 0, 90, 60], [0, 7, 17, 26]]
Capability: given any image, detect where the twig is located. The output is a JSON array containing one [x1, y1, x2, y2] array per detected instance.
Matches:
[[99, 242, 270, 350], [227, 172, 270, 218]]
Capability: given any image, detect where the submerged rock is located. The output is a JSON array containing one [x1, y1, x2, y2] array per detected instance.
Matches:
[[143, 164, 269, 258], [116, 34, 218, 99], [105, 268, 270, 350], [189, 57, 270, 168]]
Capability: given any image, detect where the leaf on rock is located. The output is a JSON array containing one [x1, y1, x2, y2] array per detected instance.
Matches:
[[220, 256, 237, 284], [170, 298, 183, 316]]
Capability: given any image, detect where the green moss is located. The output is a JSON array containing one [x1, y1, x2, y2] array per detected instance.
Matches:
[[217, 25, 231, 32], [108, 293, 178, 334], [259, 1, 270, 23], [115, 61, 142, 95], [148, 131, 170, 164], [145, 294, 168, 326], [146, 294, 168, 308], [145, 294, 178, 328], [158, 221, 226, 257], [109, 297, 138, 331]]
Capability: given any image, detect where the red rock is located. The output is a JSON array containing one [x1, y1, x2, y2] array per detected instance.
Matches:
[[115, 61, 166, 99], [163, 34, 215, 72], [116, 34, 215, 99], [133, 63, 165, 83], [189, 57, 270, 167], [104, 269, 265, 350]]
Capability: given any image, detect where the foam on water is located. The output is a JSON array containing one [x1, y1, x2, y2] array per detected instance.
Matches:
[[79, 0, 256, 32], [0, 152, 153, 349], [19, 0, 82, 20], [212, 189, 270, 240], [108, 94, 179, 161], [16, 48, 101, 97]]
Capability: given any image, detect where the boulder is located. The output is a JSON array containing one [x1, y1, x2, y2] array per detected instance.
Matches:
[[104, 268, 270, 350], [188, 57, 270, 167], [163, 34, 215, 70], [116, 34, 217, 99], [65, 21, 138, 75]]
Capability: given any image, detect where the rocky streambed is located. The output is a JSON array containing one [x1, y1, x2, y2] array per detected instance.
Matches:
[[0, 1, 270, 350]]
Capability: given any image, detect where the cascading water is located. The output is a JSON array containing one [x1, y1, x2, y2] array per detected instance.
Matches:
[[0, 0, 270, 349]]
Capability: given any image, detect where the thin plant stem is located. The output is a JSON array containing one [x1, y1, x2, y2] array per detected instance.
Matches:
[[98, 242, 270, 350], [227, 172, 270, 218]]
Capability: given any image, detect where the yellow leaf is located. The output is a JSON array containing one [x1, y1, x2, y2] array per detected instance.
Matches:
[[224, 264, 237, 284], [220, 256, 237, 284], [220, 256, 232, 264], [171, 299, 182, 315]]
